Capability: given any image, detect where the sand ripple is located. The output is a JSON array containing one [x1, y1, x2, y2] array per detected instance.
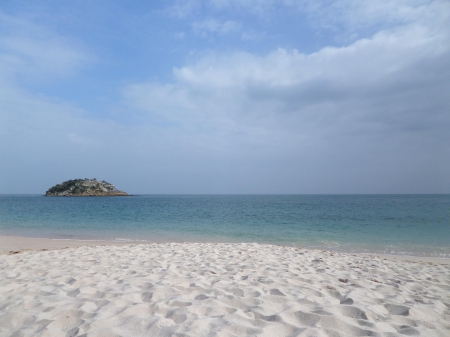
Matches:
[[1, 243, 449, 336]]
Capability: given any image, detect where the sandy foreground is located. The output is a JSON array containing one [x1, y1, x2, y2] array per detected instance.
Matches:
[[1, 237, 450, 337]]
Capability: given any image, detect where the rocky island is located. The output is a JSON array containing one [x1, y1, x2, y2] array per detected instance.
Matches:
[[45, 179, 129, 196]]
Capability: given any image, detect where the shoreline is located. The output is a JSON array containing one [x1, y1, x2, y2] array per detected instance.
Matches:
[[2, 234, 449, 265], [0, 235, 149, 254]]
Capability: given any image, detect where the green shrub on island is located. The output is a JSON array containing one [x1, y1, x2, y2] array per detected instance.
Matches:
[[45, 179, 129, 197], [46, 179, 84, 194]]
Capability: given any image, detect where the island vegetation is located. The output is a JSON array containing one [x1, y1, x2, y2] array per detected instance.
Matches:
[[45, 179, 129, 196]]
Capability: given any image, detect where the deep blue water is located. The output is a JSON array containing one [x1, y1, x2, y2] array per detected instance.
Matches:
[[0, 195, 449, 257]]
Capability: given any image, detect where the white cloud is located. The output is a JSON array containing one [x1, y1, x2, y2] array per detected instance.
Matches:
[[120, 10, 450, 192], [132, 21, 449, 123]]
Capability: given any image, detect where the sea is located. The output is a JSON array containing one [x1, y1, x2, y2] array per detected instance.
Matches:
[[0, 194, 449, 257]]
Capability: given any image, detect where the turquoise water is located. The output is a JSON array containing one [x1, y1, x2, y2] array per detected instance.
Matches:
[[0, 195, 449, 257]]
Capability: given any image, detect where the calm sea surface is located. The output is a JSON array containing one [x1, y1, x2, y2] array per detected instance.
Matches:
[[0, 195, 449, 257]]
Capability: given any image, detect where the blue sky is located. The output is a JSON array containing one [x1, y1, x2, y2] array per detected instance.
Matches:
[[1, 0, 449, 193]]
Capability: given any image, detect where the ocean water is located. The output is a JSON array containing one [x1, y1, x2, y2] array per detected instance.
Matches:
[[0, 194, 449, 257]]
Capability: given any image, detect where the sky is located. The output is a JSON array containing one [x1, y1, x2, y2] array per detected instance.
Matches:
[[1, 0, 449, 194]]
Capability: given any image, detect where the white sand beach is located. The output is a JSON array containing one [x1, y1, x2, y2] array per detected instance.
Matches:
[[1, 238, 449, 336]]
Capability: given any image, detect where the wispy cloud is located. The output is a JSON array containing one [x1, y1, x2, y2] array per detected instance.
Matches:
[[240, 30, 268, 41], [167, 0, 201, 18], [192, 18, 241, 36], [0, 11, 93, 85], [169, 0, 275, 17], [170, 1, 449, 39], [292, 0, 450, 46]]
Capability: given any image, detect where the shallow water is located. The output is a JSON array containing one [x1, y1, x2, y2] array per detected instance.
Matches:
[[0, 194, 449, 257]]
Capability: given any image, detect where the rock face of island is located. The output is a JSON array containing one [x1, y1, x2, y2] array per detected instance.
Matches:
[[45, 179, 129, 196]]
